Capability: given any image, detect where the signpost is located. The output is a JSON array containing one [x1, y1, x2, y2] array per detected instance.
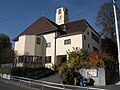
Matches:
[[86, 69, 98, 77]]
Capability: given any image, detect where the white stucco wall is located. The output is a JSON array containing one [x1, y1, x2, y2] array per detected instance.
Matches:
[[35, 36, 43, 56], [83, 27, 101, 52], [14, 28, 101, 67], [14, 35, 42, 56], [24, 35, 36, 55], [14, 35, 26, 55], [56, 34, 83, 56], [43, 33, 56, 65]]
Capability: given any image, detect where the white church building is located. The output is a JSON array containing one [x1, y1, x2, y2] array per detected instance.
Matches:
[[14, 7, 101, 68]]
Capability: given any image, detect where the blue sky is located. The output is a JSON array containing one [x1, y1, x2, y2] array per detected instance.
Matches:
[[0, 0, 120, 47]]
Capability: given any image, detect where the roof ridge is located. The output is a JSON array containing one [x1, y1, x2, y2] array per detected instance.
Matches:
[[83, 19, 101, 37], [59, 19, 86, 26], [43, 17, 58, 30], [13, 16, 59, 41]]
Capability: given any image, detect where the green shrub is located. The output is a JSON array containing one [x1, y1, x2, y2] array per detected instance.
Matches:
[[0, 67, 12, 74]]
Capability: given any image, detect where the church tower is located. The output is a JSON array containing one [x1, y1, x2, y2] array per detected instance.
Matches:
[[56, 7, 69, 25]]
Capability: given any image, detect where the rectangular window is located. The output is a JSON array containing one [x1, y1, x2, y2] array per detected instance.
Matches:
[[18, 55, 42, 63], [18, 56, 24, 62], [58, 9, 61, 14], [46, 42, 51, 47], [88, 44, 90, 48], [33, 56, 42, 62], [36, 38, 41, 44], [37, 56, 42, 61], [84, 35, 86, 40], [93, 46, 99, 52], [29, 56, 33, 61], [87, 31, 89, 35], [45, 56, 51, 63], [64, 39, 71, 45], [91, 32, 99, 43]]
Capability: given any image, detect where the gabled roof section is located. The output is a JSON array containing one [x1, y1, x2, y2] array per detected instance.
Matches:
[[14, 17, 100, 41], [59, 19, 100, 37], [84, 20, 101, 37], [59, 19, 88, 35], [13, 16, 61, 41]]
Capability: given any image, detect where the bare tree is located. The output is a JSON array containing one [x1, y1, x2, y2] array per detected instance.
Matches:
[[96, 1, 120, 41]]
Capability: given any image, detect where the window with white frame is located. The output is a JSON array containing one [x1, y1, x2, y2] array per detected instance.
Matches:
[[58, 9, 61, 14], [46, 42, 51, 47], [36, 37, 41, 44], [45, 56, 51, 63], [64, 39, 71, 45]]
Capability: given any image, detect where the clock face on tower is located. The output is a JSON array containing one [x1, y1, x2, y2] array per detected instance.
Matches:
[[58, 15, 63, 20]]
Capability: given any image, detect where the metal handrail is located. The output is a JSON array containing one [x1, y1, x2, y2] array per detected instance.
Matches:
[[11, 75, 66, 90], [10, 75, 90, 90]]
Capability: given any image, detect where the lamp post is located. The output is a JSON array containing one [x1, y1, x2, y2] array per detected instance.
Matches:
[[112, 0, 120, 81]]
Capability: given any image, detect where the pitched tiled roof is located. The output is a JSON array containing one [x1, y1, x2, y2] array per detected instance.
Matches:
[[13, 16, 62, 41], [13, 16, 100, 41], [59, 19, 100, 37], [59, 19, 88, 35]]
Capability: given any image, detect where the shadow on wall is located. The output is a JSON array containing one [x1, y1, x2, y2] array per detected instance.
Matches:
[[87, 78, 95, 86]]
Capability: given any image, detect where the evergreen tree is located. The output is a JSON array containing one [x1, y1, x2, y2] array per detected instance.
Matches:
[[0, 33, 14, 64]]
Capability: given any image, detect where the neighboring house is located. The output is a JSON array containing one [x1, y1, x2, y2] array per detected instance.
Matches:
[[14, 7, 101, 68]]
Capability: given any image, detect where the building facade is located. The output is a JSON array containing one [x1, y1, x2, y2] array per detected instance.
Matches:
[[14, 7, 101, 68]]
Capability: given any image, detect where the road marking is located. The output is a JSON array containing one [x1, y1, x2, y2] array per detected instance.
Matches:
[[43, 84, 72, 90], [88, 87, 108, 90], [4, 81, 9, 84], [65, 84, 108, 90]]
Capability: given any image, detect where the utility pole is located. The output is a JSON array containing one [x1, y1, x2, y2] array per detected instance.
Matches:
[[112, 0, 120, 81]]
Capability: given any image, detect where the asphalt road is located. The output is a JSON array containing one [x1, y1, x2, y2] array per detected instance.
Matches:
[[0, 80, 30, 90], [94, 85, 120, 90]]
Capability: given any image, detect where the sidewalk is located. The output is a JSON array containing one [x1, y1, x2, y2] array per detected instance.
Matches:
[[40, 73, 61, 83]]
